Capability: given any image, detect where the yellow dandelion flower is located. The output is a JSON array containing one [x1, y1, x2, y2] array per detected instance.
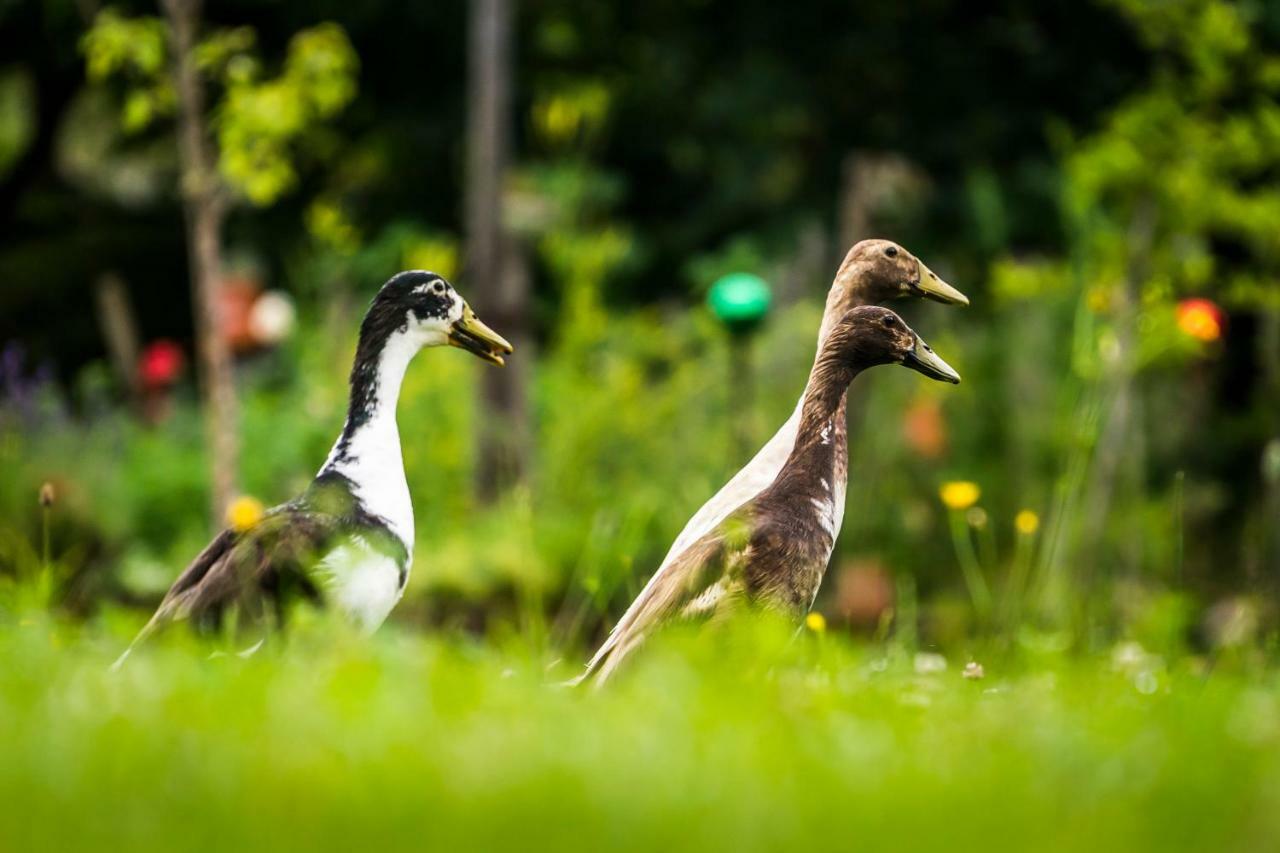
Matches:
[[225, 495, 265, 532], [1015, 509, 1040, 535], [805, 612, 827, 634], [939, 481, 980, 511]]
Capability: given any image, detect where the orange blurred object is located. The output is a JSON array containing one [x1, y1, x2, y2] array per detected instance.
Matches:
[[834, 558, 895, 628], [218, 273, 263, 353], [902, 396, 947, 458], [1176, 297, 1224, 343]]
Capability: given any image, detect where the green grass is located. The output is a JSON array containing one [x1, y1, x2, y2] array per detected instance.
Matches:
[[2, 612, 1278, 852]]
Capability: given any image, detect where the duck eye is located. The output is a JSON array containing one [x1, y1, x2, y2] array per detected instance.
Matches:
[[884, 246, 898, 257], [882, 315, 897, 328], [432, 282, 444, 293]]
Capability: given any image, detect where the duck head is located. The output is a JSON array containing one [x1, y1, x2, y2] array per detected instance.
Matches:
[[825, 305, 961, 384], [364, 270, 513, 365], [824, 239, 969, 322]]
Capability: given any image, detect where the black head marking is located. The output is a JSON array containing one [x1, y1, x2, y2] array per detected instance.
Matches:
[[374, 270, 456, 324]]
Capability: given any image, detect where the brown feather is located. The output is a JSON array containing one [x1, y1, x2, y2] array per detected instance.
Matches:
[[114, 507, 341, 667]]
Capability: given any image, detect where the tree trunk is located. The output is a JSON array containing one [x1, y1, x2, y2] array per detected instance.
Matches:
[[93, 272, 142, 408], [161, 0, 238, 525], [466, 0, 528, 501]]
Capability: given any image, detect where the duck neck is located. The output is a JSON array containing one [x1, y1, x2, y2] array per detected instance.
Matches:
[[319, 326, 423, 549], [794, 280, 869, 441], [769, 352, 859, 501], [815, 270, 871, 349]]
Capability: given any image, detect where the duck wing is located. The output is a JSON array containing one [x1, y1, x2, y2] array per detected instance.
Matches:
[[593, 404, 800, 682], [579, 516, 754, 685], [159, 527, 239, 606], [113, 505, 337, 666]]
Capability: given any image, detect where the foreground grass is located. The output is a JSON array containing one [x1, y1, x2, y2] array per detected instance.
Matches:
[[2, 613, 1278, 852]]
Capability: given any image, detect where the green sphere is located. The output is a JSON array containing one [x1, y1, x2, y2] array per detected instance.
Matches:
[[708, 273, 771, 333]]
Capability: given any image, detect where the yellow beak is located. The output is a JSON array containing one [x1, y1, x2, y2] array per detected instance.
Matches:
[[447, 305, 514, 366], [914, 258, 969, 306], [902, 331, 961, 384]]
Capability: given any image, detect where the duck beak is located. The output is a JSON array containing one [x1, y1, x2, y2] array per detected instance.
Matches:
[[448, 305, 514, 366], [913, 258, 969, 306], [901, 332, 961, 384]]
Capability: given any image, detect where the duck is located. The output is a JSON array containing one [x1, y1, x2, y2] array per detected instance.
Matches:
[[581, 240, 967, 680], [113, 271, 512, 667], [578, 306, 960, 683]]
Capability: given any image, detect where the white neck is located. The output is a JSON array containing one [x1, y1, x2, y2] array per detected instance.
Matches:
[[319, 329, 423, 550]]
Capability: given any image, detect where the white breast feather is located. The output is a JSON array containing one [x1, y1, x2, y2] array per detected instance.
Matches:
[[314, 537, 407, 632]]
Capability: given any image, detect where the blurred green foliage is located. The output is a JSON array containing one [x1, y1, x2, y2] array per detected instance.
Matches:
[[1062, 0, 1280, 307], [81, 8, 357, 204], [0, 67, 36, 178]]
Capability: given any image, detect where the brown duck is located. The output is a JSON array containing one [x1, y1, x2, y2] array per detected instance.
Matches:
[[578, 305, 960, 683], [583, 240, 967, 679]]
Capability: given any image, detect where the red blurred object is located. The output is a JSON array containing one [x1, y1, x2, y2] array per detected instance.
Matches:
[[138, 339, 185, 389], [902, 396, 948, 459], [1176, 297, 1224, 343]]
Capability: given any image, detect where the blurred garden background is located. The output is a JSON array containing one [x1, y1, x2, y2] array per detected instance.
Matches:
[[2, 1, 1280, 848]]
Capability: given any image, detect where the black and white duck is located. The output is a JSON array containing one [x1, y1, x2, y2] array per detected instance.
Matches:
[[582, 240, 967, 680], [114, 271, 512, 666], [578, 305, 960, 683]]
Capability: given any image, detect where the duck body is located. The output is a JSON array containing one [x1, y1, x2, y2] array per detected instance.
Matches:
[[583, 369, 845, 681], [151, 472, 411, 639], [662, 393, 850, 598], [114, 272, 512, 664], [584, 241, 967, 679], [659, 240, 966, 565], [581, 305, 961, 684]]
